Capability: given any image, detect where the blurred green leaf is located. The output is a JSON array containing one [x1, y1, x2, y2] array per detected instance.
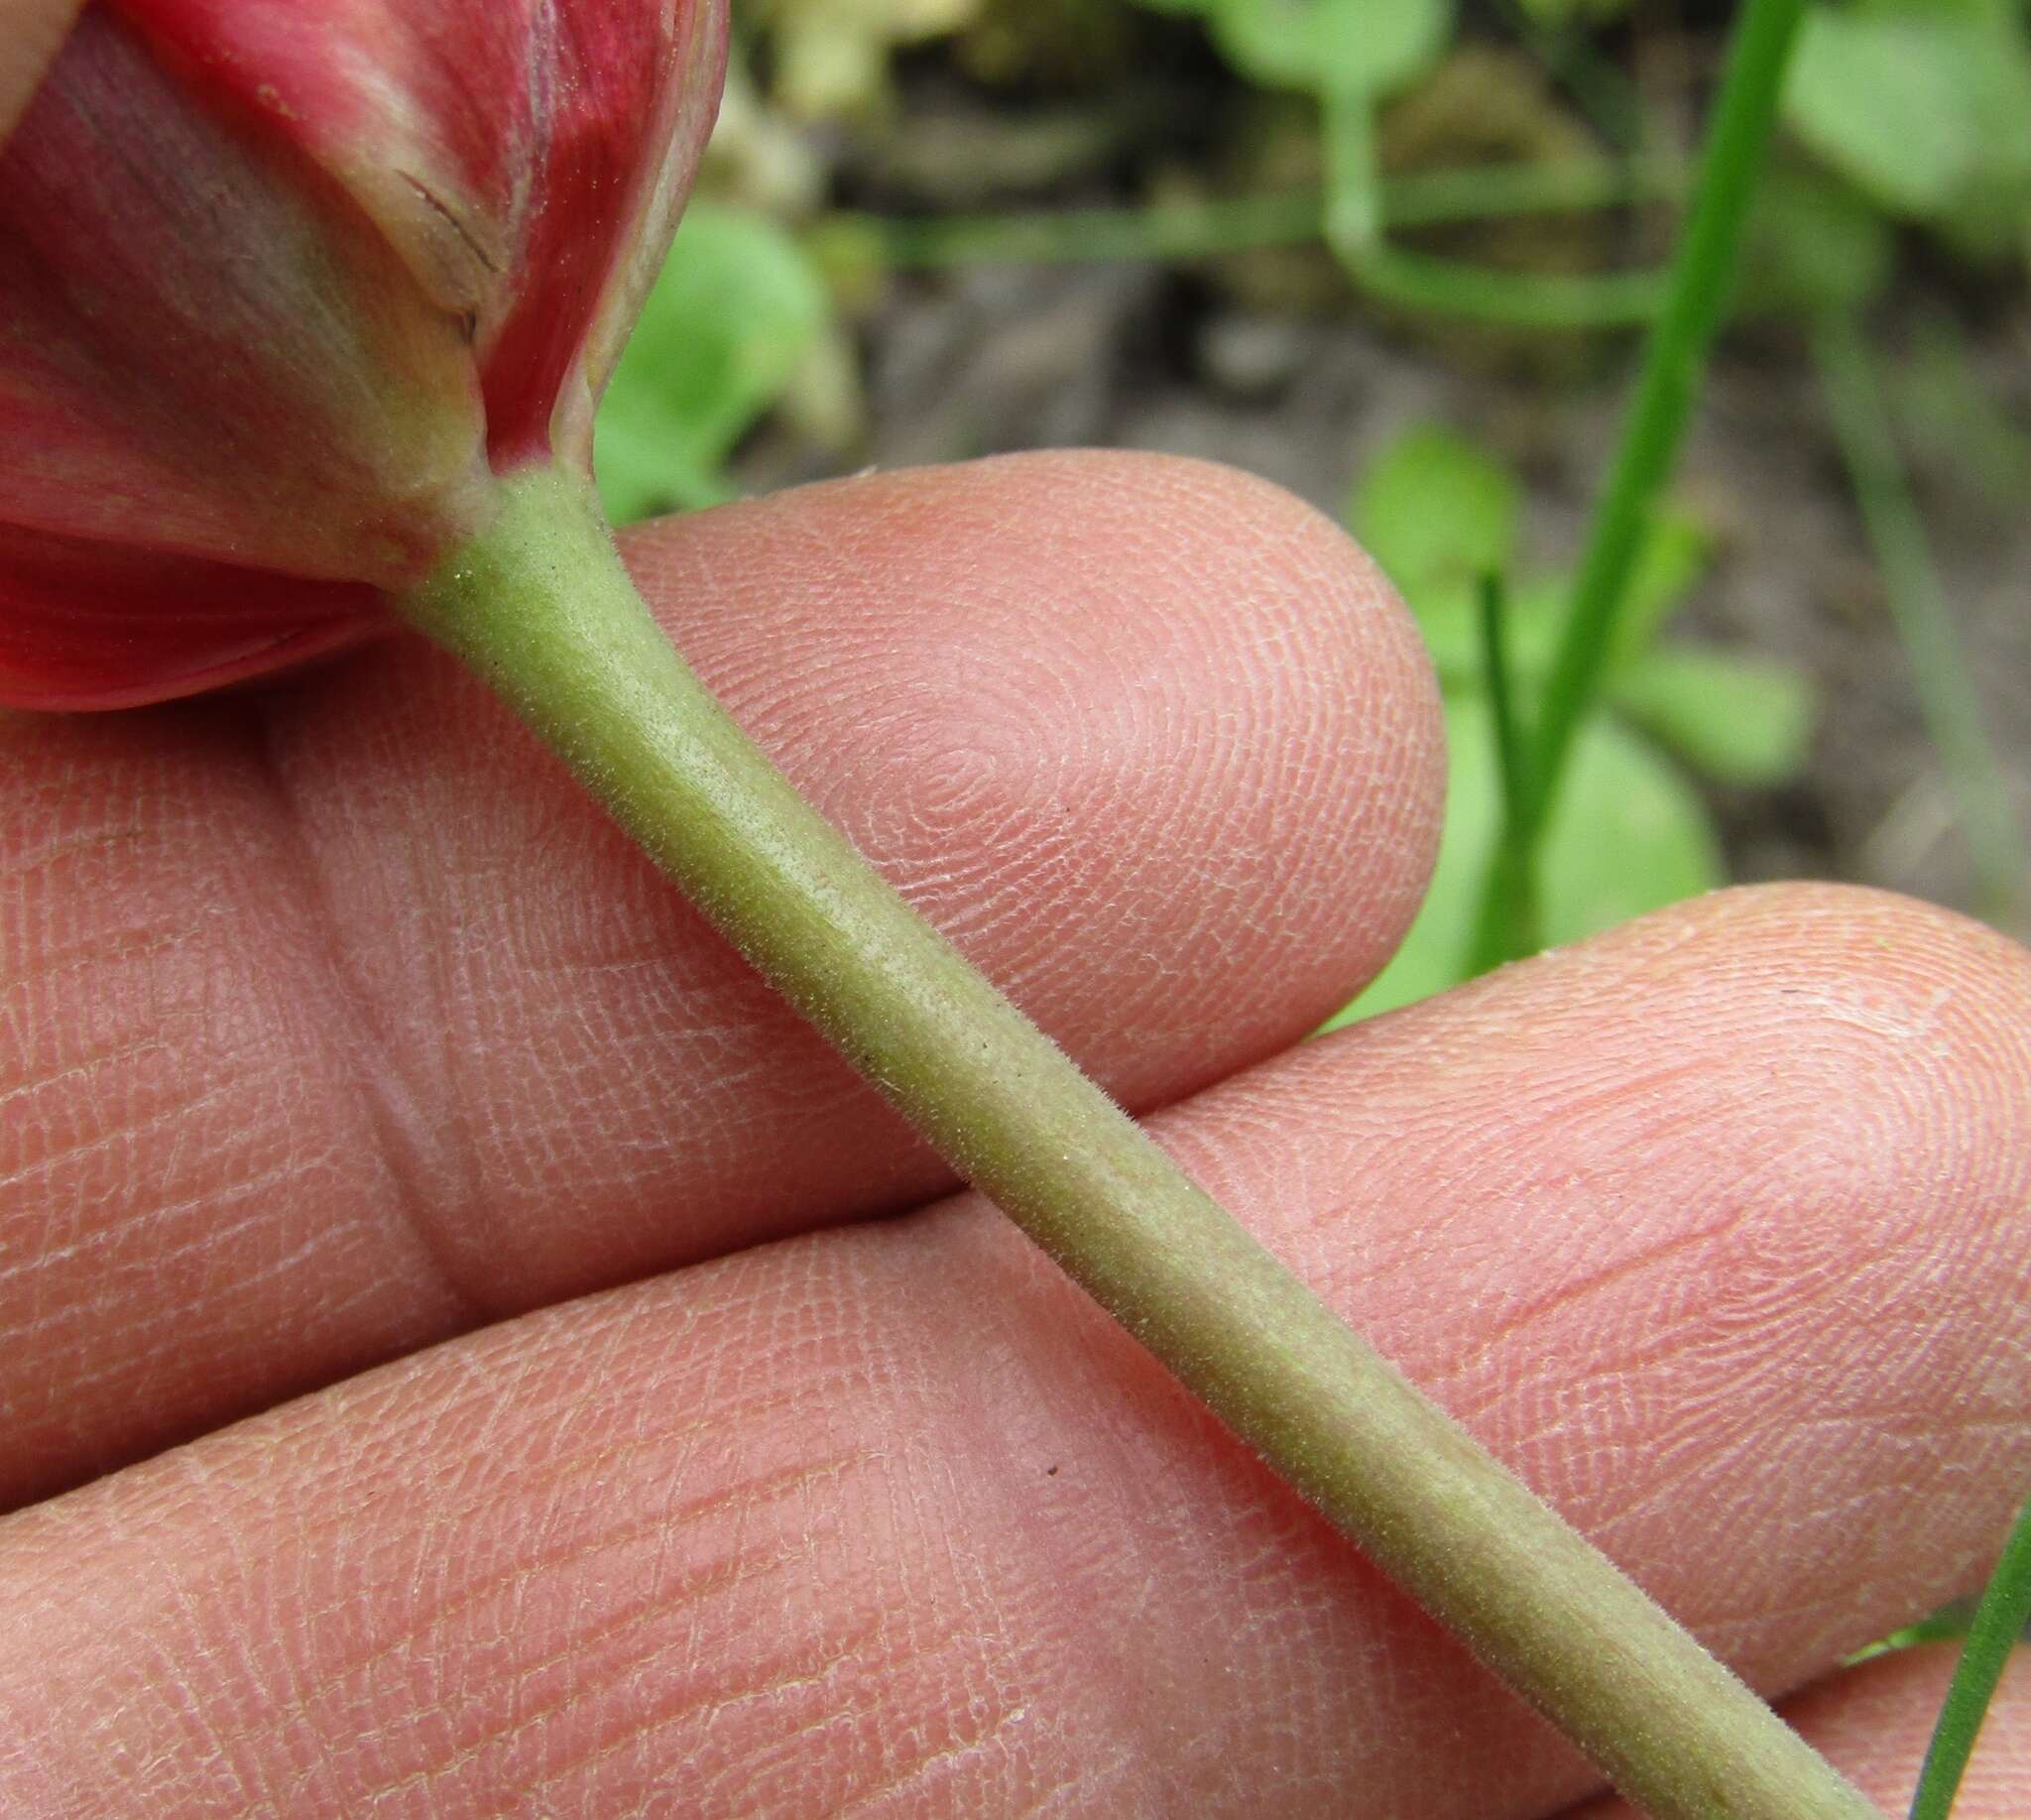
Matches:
[[1327, 698, 1724, 1024], [1400, 582, 1481, 682], [1525, 713, 1726, 934], [1894, 310, 2031, 508], [1610, 508, 1716, 664], [1354, 426, 1714, 681], [1735, 160, 1896, 316], [1204, 0, 1454, 98], [595, 203, 830, 526], [1388, 524, 1706, 694], [1787, 12, 1971, 215], [1399, 576, 1562, 690], [1353, 423, 1521, 598], [1611, 646, 1817, 786], [1785, 3, 2031, 256]]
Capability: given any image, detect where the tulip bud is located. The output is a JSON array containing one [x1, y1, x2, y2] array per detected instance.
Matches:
[[0, 0, 727, 708]]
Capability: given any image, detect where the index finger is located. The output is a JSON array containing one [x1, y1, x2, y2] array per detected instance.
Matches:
[[0, 450, 1442, 1508]]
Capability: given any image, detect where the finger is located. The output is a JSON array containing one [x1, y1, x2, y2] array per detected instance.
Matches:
[[0, 0, 81, 149], [1565, 1648, 2031, 1819], [4, 885, 2025, 1816], [0, 449, 1441, 1507]]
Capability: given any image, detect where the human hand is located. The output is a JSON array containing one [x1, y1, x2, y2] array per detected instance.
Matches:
[[2, 453, 2025, 1816]]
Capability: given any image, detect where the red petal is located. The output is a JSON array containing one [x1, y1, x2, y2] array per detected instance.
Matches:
[[0, 523, 384, 711], [121, 0, 729, 467], [0, 8, 488, 584], [0, 1, 726, 709], [480, 0, 727, 466], [572, 0, 730, 448]]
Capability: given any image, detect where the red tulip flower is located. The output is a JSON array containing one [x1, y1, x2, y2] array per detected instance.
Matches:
[[0, 0, 727, 708]]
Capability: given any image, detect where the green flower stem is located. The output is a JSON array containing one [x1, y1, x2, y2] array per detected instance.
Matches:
[[1473, 573, 1542, 971], [1320, 84, 1383, 261], [397, 464, 1875, 1820]]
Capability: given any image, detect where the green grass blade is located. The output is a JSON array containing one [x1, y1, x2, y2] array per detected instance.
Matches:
[[1812, 311, 2029, 929], [1471, 572, 1541, 968], [1521, 0, 1807, 848], [1320, 83, 1382, 261], [1908, 1487, 2031, 1820], [828, 158, 1683, 274], [1481, 576, 1528, 813]]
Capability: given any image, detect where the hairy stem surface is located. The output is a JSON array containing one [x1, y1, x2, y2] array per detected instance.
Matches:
[[397, 464, 1875, 1820]]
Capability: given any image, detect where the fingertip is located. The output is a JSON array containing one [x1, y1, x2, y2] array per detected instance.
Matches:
[[1159, 879, 2031, 1702], [620, 449, 1447, 1069], [1515, 882, 2031, 1198]]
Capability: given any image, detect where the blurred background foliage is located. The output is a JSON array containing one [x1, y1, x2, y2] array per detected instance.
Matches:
[[597, 0, 2030, 1025]]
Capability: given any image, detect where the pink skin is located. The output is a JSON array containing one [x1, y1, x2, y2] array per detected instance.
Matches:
[[2, 11, 2025, 1803], [3, 452, 2029, 1813], [0, 521, 385, 710], [0, 0, 727, 710]]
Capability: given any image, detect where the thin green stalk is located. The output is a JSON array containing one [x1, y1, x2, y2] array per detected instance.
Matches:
[[1473, 572, 1541, 969], [1908, 1487, 2031, 1820], [1812, 311, 2028, 928], [1483, 572, 1531, 824], [1521, 0, 1807, 843], [1319, 82, 1664, 330], [1320, 84, 1382, 261], [397, 464, 1877, 1820], [1846, 1604, 1977, 1668], [830, 156, 1683, 271], [1351, 244, 1663, 329], [1390, 152, 1685, 227], [1388, 153, 1689, 227], [829, 191, 1321, 270]]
